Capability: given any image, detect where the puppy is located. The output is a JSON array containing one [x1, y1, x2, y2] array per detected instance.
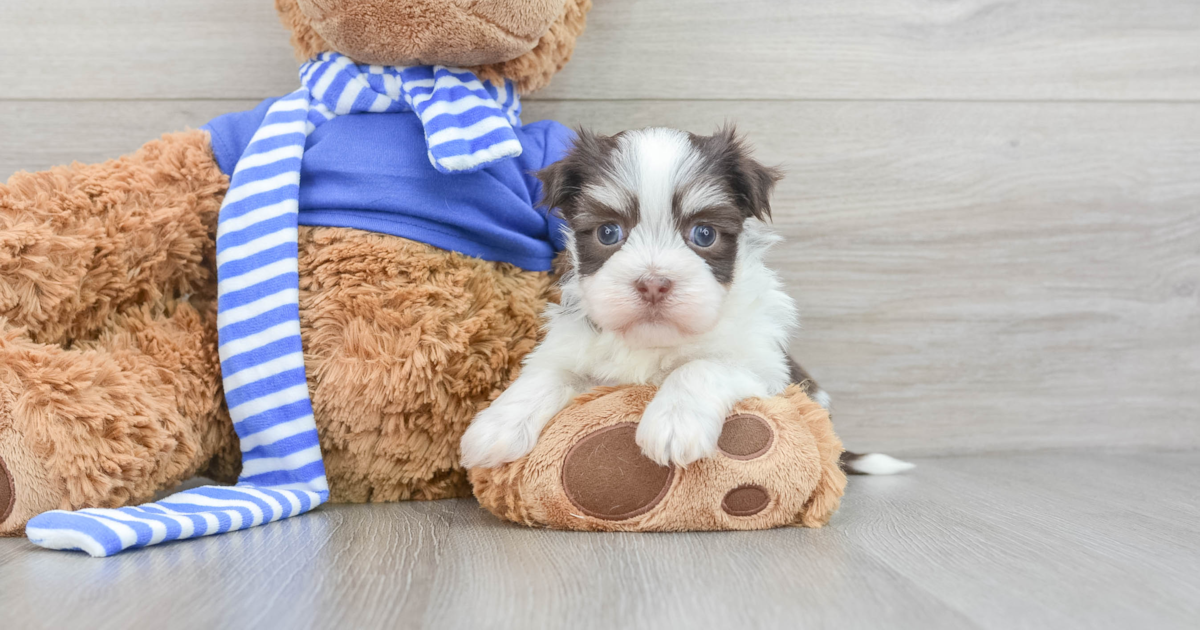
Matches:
[[460, 125, 836, 470]]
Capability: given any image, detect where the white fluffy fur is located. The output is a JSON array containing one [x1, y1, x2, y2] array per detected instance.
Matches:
[[460, 129, 798, 468]]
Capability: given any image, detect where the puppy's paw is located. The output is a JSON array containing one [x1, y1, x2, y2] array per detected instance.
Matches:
[[636, 392, 724, 467], [459, 405, 539, 469]]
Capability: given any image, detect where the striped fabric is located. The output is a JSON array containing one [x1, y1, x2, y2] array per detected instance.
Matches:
[[25, 53, 523, 557]]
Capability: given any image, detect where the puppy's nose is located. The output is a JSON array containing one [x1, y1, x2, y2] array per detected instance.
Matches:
[[635, 276, 673, 304]]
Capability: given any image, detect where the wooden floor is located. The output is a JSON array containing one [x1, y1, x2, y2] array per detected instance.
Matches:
[[2, 451, 1197, 630]]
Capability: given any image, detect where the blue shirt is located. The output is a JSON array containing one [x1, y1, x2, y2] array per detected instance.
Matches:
[[203, 98, 573, 272]]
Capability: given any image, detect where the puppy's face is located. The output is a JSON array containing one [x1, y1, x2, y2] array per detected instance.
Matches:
[[539, 127, 781, 347]]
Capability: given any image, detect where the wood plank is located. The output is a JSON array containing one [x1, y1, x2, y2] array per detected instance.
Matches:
[[0, 100, 256, 175], [0, 0, 298, 100], [419, 497, 974, 630], [3, 99, 1198, 455], [540, 0, 1200, 101], [2, 0, 1199, 101], [997, 451, 1200, 531], [0, 501, 456, 630], [839, 452, 1200, 629], [943, 451, 1200, 541]]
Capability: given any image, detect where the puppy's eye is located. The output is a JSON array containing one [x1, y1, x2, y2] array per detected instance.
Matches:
[[690, 225, 717, 248], [597, 223, 624, 246]]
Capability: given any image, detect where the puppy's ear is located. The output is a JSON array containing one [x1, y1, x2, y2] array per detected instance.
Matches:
[[536, 128, 616, 220], [535, 153, 582, 217], [696, 125, 782, 222]]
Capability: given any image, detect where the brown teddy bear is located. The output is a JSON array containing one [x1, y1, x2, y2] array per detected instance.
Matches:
[[0, 0, 847, 554], [0, 0, 589, 543]]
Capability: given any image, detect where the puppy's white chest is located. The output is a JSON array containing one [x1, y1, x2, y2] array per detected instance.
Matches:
[[581, 338, 692, 388]]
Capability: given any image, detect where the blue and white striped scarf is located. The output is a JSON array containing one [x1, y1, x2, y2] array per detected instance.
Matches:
[[26, 53, 524, 557]]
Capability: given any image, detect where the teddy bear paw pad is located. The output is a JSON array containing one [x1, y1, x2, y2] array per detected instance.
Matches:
[[717, 413, 774, 460], [0, 455, 14, 524], [562, 423, 675, 520], [722, 484, 771, 516]]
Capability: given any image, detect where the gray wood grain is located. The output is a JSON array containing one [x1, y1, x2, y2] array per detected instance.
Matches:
[[2, 0, 1200, 101], [0, 0, 298, 100], [0, 500, 457, 630], [6, 99, 1196, 455], [838, 454, 1200, 630], [3, 452, 1198, 630], [0, 100, 255, 175], [539, 0, 1200, 101], [420, 497, 975, 630], [954, 451, 1200, 535]]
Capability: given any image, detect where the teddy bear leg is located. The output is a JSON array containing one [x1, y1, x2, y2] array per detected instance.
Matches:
[[0, 129, 226, 345], [0, 300, 235, 536], [294, 227, 555, 503]]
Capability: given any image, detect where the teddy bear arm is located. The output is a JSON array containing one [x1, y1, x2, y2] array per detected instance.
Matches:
[[0, 129, 228, 346]]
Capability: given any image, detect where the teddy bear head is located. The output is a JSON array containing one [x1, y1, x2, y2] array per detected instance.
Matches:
[[276, 0, 591, 93]]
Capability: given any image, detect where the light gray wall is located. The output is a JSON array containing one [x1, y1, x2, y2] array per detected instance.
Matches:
[[2, 0, 1198, 455]]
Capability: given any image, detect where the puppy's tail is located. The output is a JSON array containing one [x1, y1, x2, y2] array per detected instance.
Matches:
[[786, 363, 915, 476], [840, 451, 916, 475]]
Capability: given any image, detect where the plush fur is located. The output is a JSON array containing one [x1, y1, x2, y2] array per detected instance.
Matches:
[[0, 129, 225, 346], [296, 227, 556, 503], [294, 0, 563, 67]]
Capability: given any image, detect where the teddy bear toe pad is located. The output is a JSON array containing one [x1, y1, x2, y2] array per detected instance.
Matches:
[[722, 484, 771, 516], [717, 413, 775, 460]]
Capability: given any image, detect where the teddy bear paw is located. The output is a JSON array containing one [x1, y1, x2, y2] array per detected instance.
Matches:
[[469, 385, 840, 532]]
